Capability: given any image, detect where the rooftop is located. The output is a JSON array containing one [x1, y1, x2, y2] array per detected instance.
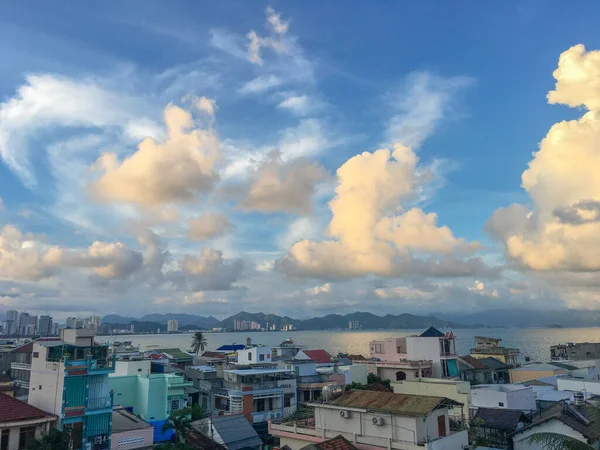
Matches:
[[302, 349, 332, 364], [112, 407, 152, 432], [513, 403, 600, 441], [188, 365, 217, 373], [0, 393, 56, 423], [472, 384, 530, 392], [473, 408, 530, 432], [459, 355, 487, 370], [419, 327, 445, 338], [209, 415, 262, 450], [511, 363, 567, 372], [300, 435, 359, 450], [216, 344, 246, 352], [225, 368, 293, 375], [328, 390, 461, 417], [147, 348, 192, 360]]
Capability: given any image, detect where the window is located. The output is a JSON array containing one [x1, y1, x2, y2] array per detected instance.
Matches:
[[259, 354, 265, 361], [170, 398, 182, 411], [284, 396, 291, 407], [248, 352, 252, 361], [373, 343, 383, 354], [39, 385, 42, 390], [33, 352, 39, 358], [19, 426, 36, 449], [1, 429, 9, 450], [138, 368, 142, 372], [498, 402, 504, 407]]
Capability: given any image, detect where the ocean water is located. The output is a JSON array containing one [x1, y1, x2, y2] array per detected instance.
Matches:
[[99, 327, 600, 362]]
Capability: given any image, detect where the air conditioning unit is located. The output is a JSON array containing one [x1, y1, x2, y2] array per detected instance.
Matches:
[[372, 417, 384, 426], [339, 410, 351, 419]]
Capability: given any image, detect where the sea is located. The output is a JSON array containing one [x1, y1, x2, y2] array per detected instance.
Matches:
[[98, 327, 600, 362]]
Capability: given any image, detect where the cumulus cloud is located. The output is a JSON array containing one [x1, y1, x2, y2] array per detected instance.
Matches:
[[386, 72, 474, 148], [278, 144, 480, 278], [183, 292, 230, 305], [89, 103, 219, 207], [0, 225, 58, 281], [307, 283, 331, 296], [488, 45, 600, 272], [236, 150, 329, 214], [173, 248, 244, 291], [188, 213, 235, 241]]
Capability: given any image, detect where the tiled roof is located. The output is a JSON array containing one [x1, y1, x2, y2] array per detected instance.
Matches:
[[459, 355, 487, 369], [303, 350, 332, 363], [210, 415, 262, 450], [185, 429, 227, 450], [473, 408, 530, 432], [11, 337, 61, 353], [346, 354, 366, 361], [151, 348, 193, 360], [0, 393, 55, 423], [478, 357, 510, 370], [419, 327, 445, 337], [330, 390, 460, 417], [300, 435, 359, 450], [201, 351, 226, 358]]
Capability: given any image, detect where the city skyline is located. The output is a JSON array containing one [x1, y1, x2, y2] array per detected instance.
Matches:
[[1, 3, 600, 319]]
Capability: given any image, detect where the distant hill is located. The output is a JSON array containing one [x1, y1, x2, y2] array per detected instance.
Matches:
[[106, 320, 164, 333], [218, 311, 468, 330], [103, 314, 136, 325], [442, 309, 600, 328]]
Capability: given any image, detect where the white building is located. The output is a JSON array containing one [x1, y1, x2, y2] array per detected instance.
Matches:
[[167, 319, 179, 332], [470, 384, 536, 412], [269, 390, 468, 450], [237, 346, 272, 365], [391, 378, 470, 419]]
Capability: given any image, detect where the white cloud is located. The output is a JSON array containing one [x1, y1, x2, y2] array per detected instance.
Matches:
[[183, 292, 230, 305], [306, 283, 331, 296], [386, 72, 474, 148], [278, 144, 480, 278], [239, 75, 283, 94], [187, 213, 235, 241], [247, 7, 290, 66], [277, 94, 323, 116], [174, 248, 244, 291], [488, 45, 600, 272], [0, 225, 58, 281], [89, 103, 219, 207]]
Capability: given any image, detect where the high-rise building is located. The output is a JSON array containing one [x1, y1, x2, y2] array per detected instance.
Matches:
[[348, 320, 353, 330], [52, 322, 60, 336], [90, 316, 102, 327], [354, 320, 359, 330], [66, 317, 79, 329], [18, 313, 37, 336], [38, 315, 53, 337], [167, 319, 179, 332], [6, 310, 18, 335]]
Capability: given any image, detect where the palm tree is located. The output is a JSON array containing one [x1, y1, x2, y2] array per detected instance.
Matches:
[[524, 433, 594, 450], [191, 332, 208, 355], [162, 405, 208, 443]]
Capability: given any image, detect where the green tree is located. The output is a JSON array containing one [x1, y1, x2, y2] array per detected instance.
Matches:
[[191, 332, 208, 355], [162, 405, 208, 443], [524, 433, 594, 450], [27, 428, 71, 450]]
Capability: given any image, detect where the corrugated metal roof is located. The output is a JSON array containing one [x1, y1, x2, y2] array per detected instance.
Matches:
[[329, 390, 459, 417], [211, 415, 262, 450]]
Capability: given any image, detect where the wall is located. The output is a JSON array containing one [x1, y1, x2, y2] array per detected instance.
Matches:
[[377, 367, 419, 382], [391, 380, 469, 416], [510, 369, 562, 383], [238, 347, 272, 365], [425, 430, 468, 450], [28, 344, 64, 416], [512, 419, 592, 450], [339, 365, 368, 385], [423, 408, 449, 442], [470, 386, 535, 411], [110, 376, 139, 412], [286, 361, 318, 377], [110, 427, 154, 450], [406, 338, 442, 377], [2, 421, 53, 450], [109, 374, 170, 422], [114, 360, 151, 377], [558, 378, 600, 395]]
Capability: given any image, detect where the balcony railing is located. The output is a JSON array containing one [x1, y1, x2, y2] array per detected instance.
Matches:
[[10, 362, 31, 371], [86, 395, 113, 411], [470, 348, 520, 355]]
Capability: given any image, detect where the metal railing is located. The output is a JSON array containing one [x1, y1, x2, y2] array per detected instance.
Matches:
[[86, 396, 113, 411], [10, 362, 31, 370]]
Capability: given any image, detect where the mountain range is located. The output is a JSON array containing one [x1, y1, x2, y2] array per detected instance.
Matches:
[[101, 309, 600, 331]]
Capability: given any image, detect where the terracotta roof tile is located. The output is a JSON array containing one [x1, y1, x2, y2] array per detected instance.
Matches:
[[0, 393, 55, 423], [303, 350, 332, 364], [459, 355, 487, 370]]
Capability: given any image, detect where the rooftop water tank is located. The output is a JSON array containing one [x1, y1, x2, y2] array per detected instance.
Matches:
[[322, 384, 344, 402]]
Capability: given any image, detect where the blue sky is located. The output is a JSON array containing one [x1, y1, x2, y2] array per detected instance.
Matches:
[[1, 1, 600, 320]]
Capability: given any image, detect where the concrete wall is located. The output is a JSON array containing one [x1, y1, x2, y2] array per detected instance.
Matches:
[[558, 377, 600, 395], [512, 419, 595, 450], [391, 379, 469, 416], [114, 360, 151, 377], [339, 365, 368, 385], [470, 386, 536, 411], [28, 344, 64, 416], [1, 420, 53, 450], [110, 427, 154, 450], [425, 430, 468, 450], [285, 361, 318, 377], [510, 369, 563, 383], [238, 347, 272, 365]]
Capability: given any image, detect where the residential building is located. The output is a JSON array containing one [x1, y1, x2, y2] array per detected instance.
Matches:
[[37, 316, 52, 337], [6, 310, 18, 336], [348, 321, 353, 330], [28, 328, 115, 450], [9, 337, 62, 390], [0, 393, 57, 450], [272, 339, 303, 360], [110, 407, 154, 450], [66, 317, 82, 329], [299, 435, 359, 450], [269, 390, 468, 450], [295, 350, 332, 366], [557, 376, 600, 395], [470, 384, 536, 412], [237, 346, 272, 365], [144, 348, 193, 365], [167, 320, 178, 332], [215, 344, 246, 354], [509, 363, 567, 383], [108, 359, 192, 442], [185, 365, 224, 410], [470, 408, 531, 448], [0, 375, 16, 397], [391, 378, 470, 419], [511, 403, 600, 450], [192, 415, 262, 450], [354, 321, 359, 330], [457, 355, 510, 384], [215, 367, 297, 423], [18, 313, 36, 336], [368, 327, 458, 381], [470, 336, 520, 367], [551, 342, 600, 361]]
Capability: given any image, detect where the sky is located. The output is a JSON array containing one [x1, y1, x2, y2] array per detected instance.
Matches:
[[2, 1, 600, 320]]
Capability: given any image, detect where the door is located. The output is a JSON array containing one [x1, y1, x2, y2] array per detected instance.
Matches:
[[437, 415, 446, 437]]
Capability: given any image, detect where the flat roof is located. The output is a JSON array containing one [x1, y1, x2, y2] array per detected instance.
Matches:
[[225, 368, 293, 375], [112, 408, 152, 432]]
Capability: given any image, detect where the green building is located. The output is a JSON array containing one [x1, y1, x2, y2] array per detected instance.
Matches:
[[108, 360, 192, 441]]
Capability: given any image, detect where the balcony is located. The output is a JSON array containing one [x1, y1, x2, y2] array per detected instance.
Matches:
[[10, 362, 31, 371], [86, 395, 113, 412]]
